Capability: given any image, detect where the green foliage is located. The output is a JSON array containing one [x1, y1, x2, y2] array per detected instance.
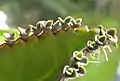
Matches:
[[0, 28, 97, 81], [0, 0, 120, 81], [0, 26, 119, 81]]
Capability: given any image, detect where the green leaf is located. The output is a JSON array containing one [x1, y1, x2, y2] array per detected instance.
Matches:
[[64, 16, 72, 24], [46, 20, 53, 27], [0, 27, 119, 81]]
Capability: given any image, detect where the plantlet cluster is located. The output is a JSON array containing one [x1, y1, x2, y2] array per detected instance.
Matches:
[[0, 16, 118, 81], [1, 16, 88, 47], [59, 51, 100, 81], [83, 25, 118, 62], [59, 23, 118, 81]]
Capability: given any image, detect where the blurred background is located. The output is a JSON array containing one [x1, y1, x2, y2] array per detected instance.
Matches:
[[0, 0, 120, 81], [0, 0, 120, 29]]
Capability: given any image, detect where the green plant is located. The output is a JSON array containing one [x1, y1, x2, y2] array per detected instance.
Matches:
[[59, 24, 118, 81], [0, 16, 119, 81]]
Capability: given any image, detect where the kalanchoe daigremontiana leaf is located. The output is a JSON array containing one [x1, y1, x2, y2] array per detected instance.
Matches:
[[4, 33, 15, 46], [0, 16, 118, 81], [18, 27, 31, 40]]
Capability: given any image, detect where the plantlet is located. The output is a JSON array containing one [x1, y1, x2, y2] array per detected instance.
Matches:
[[4, 33, 15, 46]]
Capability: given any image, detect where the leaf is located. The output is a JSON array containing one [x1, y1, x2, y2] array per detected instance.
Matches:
[[46, 20, 53, 27], [64, 16, 72, 24], [0, 27, 119, 81]]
